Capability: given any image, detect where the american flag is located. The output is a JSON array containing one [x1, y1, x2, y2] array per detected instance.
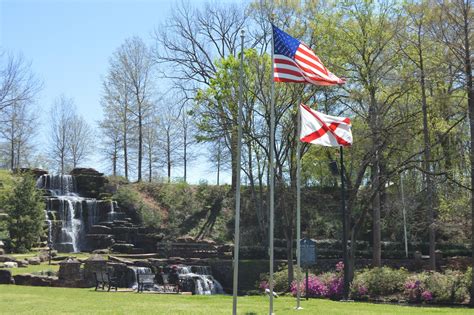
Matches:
[[273, 25, 345, 86]]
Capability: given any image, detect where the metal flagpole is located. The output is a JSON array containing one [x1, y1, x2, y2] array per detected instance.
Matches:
[[340, 146, 350, 300], [269, 15, 276, 315], [232, 29, 245, 315], [295, 100, 303, 310], [400, 172, 408, 258]]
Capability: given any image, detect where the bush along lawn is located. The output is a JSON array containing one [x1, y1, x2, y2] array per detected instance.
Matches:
[[259, 262, 473, 306]]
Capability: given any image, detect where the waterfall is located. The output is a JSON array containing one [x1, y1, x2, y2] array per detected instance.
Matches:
[[177, 265, 224, 295], [38, 174, 86, 252]]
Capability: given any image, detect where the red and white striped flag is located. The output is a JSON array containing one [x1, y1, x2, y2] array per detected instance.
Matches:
[[300, 104, 352, 147], [273, 24, 345, 86]]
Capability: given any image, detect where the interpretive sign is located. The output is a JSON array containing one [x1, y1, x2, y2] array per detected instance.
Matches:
[[300, 238, 316, 267]]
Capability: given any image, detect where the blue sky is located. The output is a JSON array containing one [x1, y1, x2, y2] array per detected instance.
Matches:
[[1, 0, 229, 184]]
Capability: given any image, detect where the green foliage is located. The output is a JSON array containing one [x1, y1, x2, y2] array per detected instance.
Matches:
[[5, 173, 45, 253], [113, 185, 161, 229], [353, 267, 408, 296], [424, 270, 469, 303]]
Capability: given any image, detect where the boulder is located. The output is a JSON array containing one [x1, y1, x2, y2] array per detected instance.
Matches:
[[89, 225, 112, 234], [86, 234, 115, 249], [4, 261, 18, 268], [0, 269, 14, 284], [111, 243, 135, 254], [0, 240, 4, 247], [0, 249, 4, 255], [58, 257, 84, 287], [17, 260, 29, 267], [0, 255, 16, 263], [83, 254, 107, 287], [28, 257, 41, 265], [13, 274, 56, 286], [92, 249, 110, 254]]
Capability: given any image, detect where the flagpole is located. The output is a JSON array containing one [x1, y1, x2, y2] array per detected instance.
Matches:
[[269, 15, 276, 315], [340, 146, 350, 300], [232, 29, 245, 315], [295, 100, 303, 310]]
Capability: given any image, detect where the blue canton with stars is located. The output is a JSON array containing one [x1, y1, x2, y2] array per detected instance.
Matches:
[[272, 24, 300, 58]]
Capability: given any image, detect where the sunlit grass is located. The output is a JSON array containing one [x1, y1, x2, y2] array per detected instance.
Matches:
[[0, 285, 473, 314]]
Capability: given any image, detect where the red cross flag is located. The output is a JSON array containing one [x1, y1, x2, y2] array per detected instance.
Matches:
[[300, 104, 352, 147]]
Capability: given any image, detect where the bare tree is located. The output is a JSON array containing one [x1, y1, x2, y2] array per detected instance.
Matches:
[[0, 51, 41, 115], [67, 113, 94, 168], [49, 95, 74, 174], [98, 117, 122, 177], [152, 1, 247, 190], [113, 37, 154, 182], [0, 98, 37, 170], [101, 65, 134, 180], [157, 103, 183, 183], [143, 109, 162, 182]]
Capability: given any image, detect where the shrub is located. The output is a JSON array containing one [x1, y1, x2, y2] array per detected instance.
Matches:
[[404, 271, 469, 304], [290, 262, 343, 299], [258, 267, 294, 293], [113, 185, 161, 229], [5, 173, 45, 253], [354, 267, 408, 297]]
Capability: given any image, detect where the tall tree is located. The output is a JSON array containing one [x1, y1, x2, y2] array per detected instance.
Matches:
[[157, 103, 183, 183], [153, 1, 247, 190], [49, 95, 74, 174], [0, 51, 41, 115], [431, 0, 473, 302], [101, 62, 134, 180], [0, 99, 37, 170], [67, 113, 94, 168], [105, 37, 154, 182]]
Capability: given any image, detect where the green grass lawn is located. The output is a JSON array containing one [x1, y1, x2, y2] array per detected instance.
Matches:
[[0, 285, 473, 314]]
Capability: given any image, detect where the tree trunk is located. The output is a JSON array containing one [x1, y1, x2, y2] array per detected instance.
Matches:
[[123, 120, 129, 180], [216, 146, 221, 186], [138, 105, 143, 182], [462, 1, 474, 305], [419, 44, 435, 270], [167, 132, 171, 183], [372, 161, 381, 267], [183, 124, 187, 183]]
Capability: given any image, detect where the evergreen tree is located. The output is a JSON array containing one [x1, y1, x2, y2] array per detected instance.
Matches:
[[6, 173, 44, 252]]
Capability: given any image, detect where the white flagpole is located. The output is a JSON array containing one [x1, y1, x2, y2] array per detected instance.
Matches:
[[269, 15, 276, 315], [296, 100, 303, 310], [232, 29, 245, 315]]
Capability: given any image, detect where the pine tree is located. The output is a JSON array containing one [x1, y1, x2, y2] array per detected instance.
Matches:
[[6, 173, 44, 252]]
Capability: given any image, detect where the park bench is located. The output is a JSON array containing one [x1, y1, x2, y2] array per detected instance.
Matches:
[[162, 273, 180, 293], [94, 271, 118, 292], [136, 271, 156, 293]]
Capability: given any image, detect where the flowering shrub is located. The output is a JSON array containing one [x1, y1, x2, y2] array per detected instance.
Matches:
[[290, 263, 343, 299], [259, 281, 269, 291], [421, 290, 433, 302], [404, 276, 426, 302]]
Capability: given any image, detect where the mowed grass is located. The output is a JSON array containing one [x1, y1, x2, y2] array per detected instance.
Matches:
[[1, 285, 473, 314]]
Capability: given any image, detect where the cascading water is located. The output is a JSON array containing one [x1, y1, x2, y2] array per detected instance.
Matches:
[[178, 265, 224, 295], [37, 174, 118, 252]]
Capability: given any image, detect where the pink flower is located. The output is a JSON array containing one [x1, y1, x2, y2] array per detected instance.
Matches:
[[336, 261, 344, 272], [421, 290, 433, 302], [259, 281, 269, 291]]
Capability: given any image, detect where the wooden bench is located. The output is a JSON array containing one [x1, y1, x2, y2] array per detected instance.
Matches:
[[94, 271, 118, 292], [136, 272, 155, 293]]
